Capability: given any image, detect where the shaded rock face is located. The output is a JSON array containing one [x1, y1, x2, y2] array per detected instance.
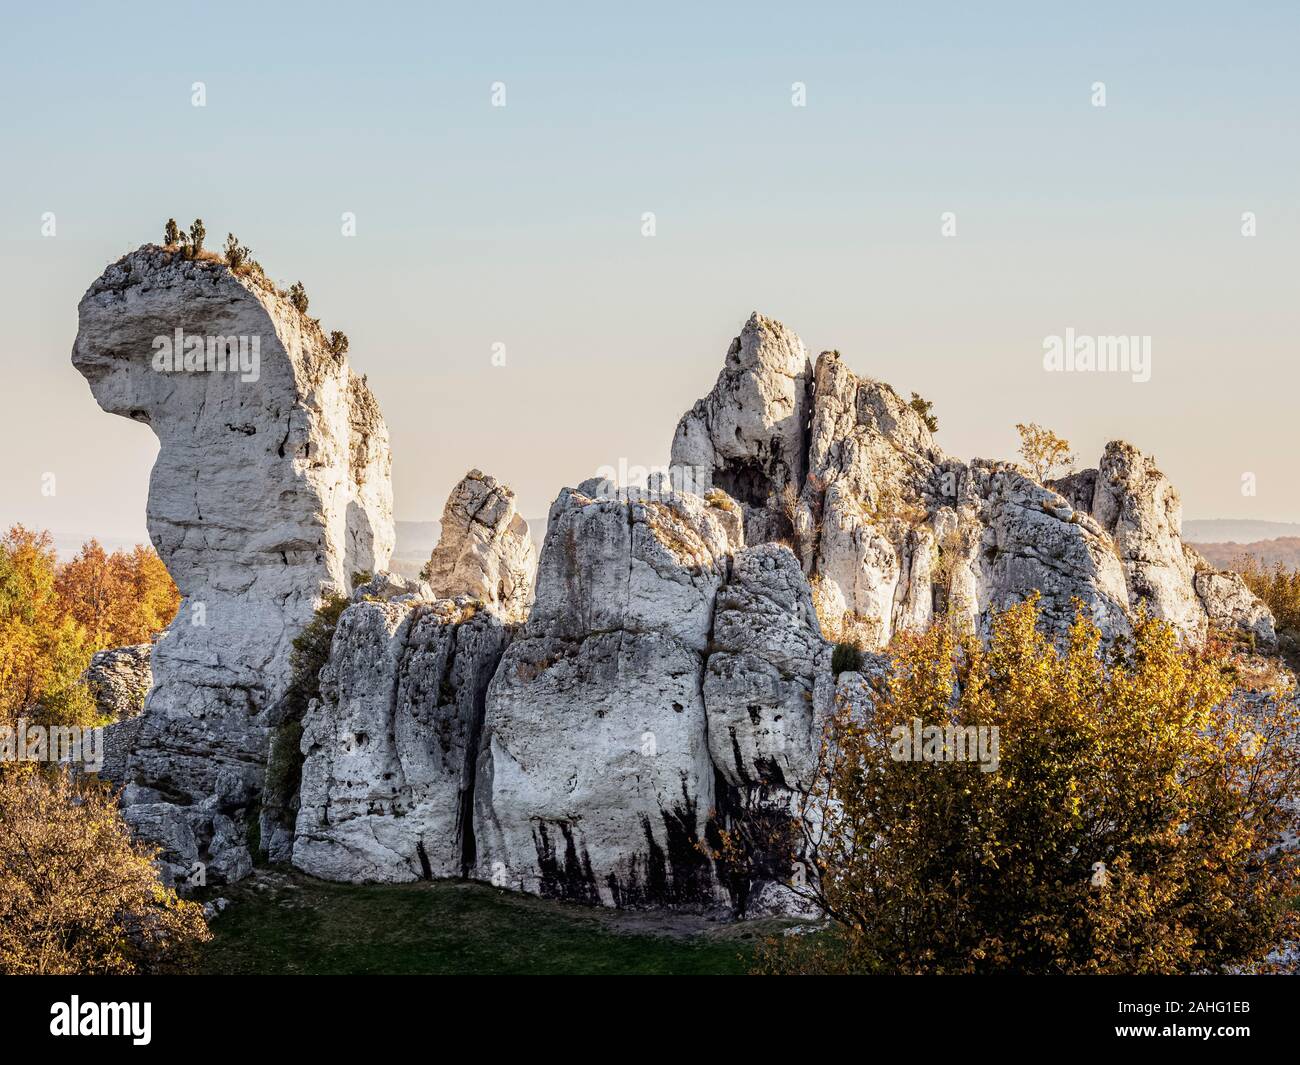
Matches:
[[670, 313, 812, 544], [84, 643, 153, 789], [703, 544, 834, 915], [422, 470, 537, 623], [472, 487, 742, 907], [72, 245, 394, 883], [705, 544, 832, 794], [293, 592, 507, 882]]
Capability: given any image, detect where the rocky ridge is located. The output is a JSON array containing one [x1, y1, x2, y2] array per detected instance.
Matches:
[[74, 252, 1277, 907]]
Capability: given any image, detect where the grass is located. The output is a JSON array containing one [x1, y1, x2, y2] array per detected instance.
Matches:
[[199, 870, 758, 975]]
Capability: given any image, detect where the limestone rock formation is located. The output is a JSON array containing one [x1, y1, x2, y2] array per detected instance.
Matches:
[[422, 469, 537, 622], [74, 253, 1282, 912], [675, 327, 1278, 652], [84, 643, 152, 720], [704, 543, 833, 794], [472, 485, 743, 907], [1195, 570, 1278, 650], [670, 312, 812, 544], [72, 244, 394, 883], [703, 543, 835, 915], [293, 591, 507, 882]]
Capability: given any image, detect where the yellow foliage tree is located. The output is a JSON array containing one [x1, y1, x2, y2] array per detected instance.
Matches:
[[1015, 422, 1075, 484], [762, 596, 1300, 974], [0, 527, 96, 728], [1, 526, 178, 729], [55, 539, 180, 648], [0, 768, 209, 974]]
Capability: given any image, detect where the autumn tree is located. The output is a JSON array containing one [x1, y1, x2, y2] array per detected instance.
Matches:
[[1240, 558, 1300, 633], [0, 527, 96, 728], [760, 596, 1300, 974], [1016, 421, 1075, 484], [0, 768, 210, 974], [54, 539, 179, 648]]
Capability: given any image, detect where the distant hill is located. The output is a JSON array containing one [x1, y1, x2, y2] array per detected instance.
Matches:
[[1188, 537, 1300, 571], [1182, 519, 1300, 544]]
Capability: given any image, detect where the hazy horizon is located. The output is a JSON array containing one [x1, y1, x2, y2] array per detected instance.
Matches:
[[3, 1, 1298, 543]]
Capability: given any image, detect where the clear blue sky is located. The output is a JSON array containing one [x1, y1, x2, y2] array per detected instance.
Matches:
[[2, 1, 1297, 542]]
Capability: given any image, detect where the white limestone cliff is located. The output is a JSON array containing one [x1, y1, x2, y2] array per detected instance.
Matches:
[[422, 469, 537, 623], [72, 244, 394, 883]]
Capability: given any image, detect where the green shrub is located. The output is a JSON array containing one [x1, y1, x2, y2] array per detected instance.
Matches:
[[164, 218, 180, 246], [263, 721, 304, 816], [328, 331, 349, 357], [186, 218, 205, 259], [288, 281, 309, 314], [282, 591, 349, 724], [909, 392, 939, 433], [831, 641, 864, 676], [223, 233, 250, 269]]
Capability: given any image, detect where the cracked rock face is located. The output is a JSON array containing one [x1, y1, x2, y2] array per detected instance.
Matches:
[[72, 245, 394, 883], [704, 543, 833, 794], [423, 469, 537, 623], [293, 594, 507, 882], [472, 486, 742, 907], [703, 543, 834, 916], [670, 312, 812, 544]]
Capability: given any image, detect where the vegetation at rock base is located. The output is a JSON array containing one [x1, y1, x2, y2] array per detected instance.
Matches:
[[0, 768, 210, 974], [1015, 421, 1075, 484], [909, 391, 939, 433], [1, 526, 177, 729], [757, 595, 1300, 974], [282, 592, 350, 725], [264, 720, 305, 815], [263, 592, 352, 831]]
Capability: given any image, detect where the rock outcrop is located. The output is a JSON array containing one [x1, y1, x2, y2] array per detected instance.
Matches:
[[76, 252, 1280, 910], [472, 486, 742, 907], [84, 643, 152, 721], [707, 335, 1276, 651], [293, 586, 507, 882], [670, 312, 812, 544], [72, 245, 394, 883], [422, 470, 537, 622]]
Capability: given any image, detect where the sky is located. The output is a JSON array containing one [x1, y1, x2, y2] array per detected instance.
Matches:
[[1, 1, 1297, 546]]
